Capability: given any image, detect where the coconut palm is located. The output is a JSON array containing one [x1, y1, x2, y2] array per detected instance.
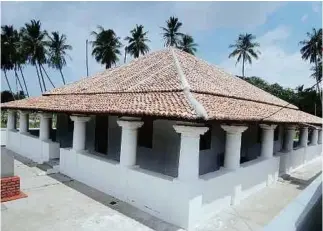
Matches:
[[91, 26, 122, 69], [178, 34, 198, 55], [1, 25, 25, 96], [228, 33, 261, 77], [20, 20, 48, 93], [1, 26, 15, 97], [47, 31, 72, 85], [161, 16, 184, 47], [299, 28, 322, 95], [125, 25, 150, 59]]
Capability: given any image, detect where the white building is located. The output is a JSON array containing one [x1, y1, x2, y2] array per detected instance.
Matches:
[[2, 48, 322, 230]]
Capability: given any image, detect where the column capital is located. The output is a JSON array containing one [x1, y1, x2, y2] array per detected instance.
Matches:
[[70, 115, 91, 123], [40, 112, 52, 119], [173, 125, 209, 137], [285, 125, 297, 130], [18, 110, 29, 115], [259, 124, 277, 130], [117, 120, 144, 129], [221, 125, 248, 134]]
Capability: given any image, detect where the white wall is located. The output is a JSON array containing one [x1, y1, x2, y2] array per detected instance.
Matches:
[[6, 130, 60, 163], [276, 144, 322, 175], [1, 128, 6, 146]]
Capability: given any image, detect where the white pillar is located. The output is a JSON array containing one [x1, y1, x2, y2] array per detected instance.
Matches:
[[39, 113, 52, 141], [299, 127, 308, 147], [117, 118, 144, 167], [70, 115, 91, 151], [221, 125, 248, 170], [259, 124, 277, 158], [7, 110, 16, 131], [173, 124, 209, 181], [310, 128, 318, 145], [19, 111, 29, 134], [318, 129, 322, 144], [283, 125, 296, 152]]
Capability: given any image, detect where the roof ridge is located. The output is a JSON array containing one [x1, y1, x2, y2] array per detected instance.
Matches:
[[171, 48, 208, 119]]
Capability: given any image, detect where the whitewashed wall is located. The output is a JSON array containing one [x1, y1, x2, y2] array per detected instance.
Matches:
[[6, 130, 60, 163], [1, 128, 6, 146]]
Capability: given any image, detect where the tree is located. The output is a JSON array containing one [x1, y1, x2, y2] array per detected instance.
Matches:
[[1, 25, 26, 97], [178, 34, 198, 55], [1, 26, 15, 98], [91, 26, 122, 69], [47, 31, 72, 85], [228, 33, 260, 77], [125, 25, 150, 59], [161, 16, 184, 47], [20, 20, 48, 93], [299, 28, 322, 95]]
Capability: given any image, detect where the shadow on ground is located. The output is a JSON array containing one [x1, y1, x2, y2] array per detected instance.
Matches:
[[280, 171, 322, 190], [7, 148, 182, 231]]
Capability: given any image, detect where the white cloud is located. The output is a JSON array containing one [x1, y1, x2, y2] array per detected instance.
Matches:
[[301, 14, 308, 22], [1, 2, 284, 96], [220, 26, 315, 89], [312, 2, 321, 13]]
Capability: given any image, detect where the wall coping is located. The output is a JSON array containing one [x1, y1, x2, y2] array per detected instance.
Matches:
[[263, 173, 322, 231]]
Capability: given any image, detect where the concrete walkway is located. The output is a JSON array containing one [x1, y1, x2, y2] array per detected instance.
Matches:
[[1, 147, 322, 231]]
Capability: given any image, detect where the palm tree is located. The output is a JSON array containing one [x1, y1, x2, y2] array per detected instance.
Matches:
[[1, 25, 25, 96], [20, 20, 48, 93], [91, 26, 122, 69], [1, 26, 15, 98], [125, 25, 150, 59], [178, 34, 198, 55], [47, 31, 72, 85], [299, 28, 322, 95], [161, 16, 184, 47], [228, 33, 261, 77]]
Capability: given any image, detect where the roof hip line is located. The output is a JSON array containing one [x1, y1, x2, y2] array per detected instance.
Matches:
[[171, 48, 208, 120]]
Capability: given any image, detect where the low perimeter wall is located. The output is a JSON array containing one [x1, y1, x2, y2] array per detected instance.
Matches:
[[60, 149, 284, 230], [263, 173, 322, 231], [6, 130, 60, 164], [277, 144, 322, 175]]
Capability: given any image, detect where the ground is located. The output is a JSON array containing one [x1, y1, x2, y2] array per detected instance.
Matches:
[[1, 147, 322, 231]]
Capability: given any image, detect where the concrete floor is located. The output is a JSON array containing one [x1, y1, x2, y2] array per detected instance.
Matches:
[[1, 147, 322, 231]]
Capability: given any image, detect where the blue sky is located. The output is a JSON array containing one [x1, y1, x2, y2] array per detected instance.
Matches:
[[1, 1, 322, 96]]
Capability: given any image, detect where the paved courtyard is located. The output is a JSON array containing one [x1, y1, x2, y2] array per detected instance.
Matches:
[[1, 147, 322, 231]]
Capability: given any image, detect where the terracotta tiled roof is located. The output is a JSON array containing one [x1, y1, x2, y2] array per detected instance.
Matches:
[[1, 47, 322, 125]]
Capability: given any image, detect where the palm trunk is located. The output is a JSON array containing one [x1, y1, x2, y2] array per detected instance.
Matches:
[[35, 64, 43, 93], [314, 57, 322, 101], [3, 70, 15, 100], [40, 64, 55, 88], [242, 55, 245, 77], [18, 65, 29, 97], [59, 68, 66, 85], [124, 46, 127, 64], [14, 67, 24, 96], [38, 62, 47, 92]]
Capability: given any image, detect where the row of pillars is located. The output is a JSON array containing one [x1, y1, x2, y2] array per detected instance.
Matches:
[[7, 111, 322, 181], [7, 111, 53, 141]]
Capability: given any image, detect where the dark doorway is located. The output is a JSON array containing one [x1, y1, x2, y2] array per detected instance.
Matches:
[[95, 115, 108, 154]]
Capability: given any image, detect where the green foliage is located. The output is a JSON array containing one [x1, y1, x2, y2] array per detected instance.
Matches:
[[161, 16, 184, 47], [91, 26, 122, 69], [47, 31, 72, 85], [239, 76, 322, 117], [229, 33, 260, 77], [125, 25, 150, 59], [178, 34, 198, 55]]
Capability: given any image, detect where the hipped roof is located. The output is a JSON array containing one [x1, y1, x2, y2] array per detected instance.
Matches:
[[1, 48, 322, 125]]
